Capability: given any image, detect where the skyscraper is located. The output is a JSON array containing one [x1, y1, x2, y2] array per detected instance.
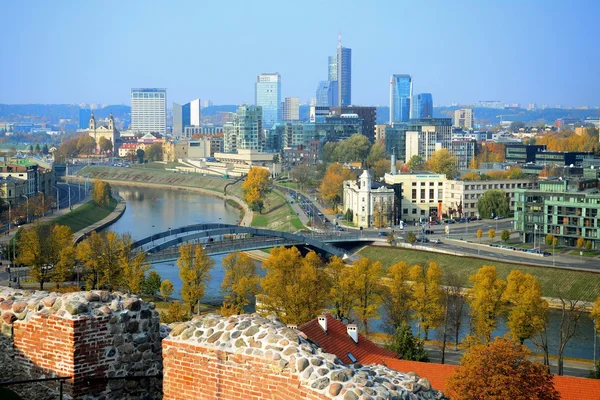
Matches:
[[78, 108, 92, 130], [389, 75, 412, 123], [315, 80, 339, 107], [337, 46, 351, 106], [224, 105, 263, 153], [410, 93, 433, 119], [328, 55, 338, 81], [282, 97, 300, 121], [255, 73, 281, 129], [173, 98, 201, 138], [131, 88, 167, 134]]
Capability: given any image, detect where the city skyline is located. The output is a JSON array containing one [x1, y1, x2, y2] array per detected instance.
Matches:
[[1, 1, 599, 107]]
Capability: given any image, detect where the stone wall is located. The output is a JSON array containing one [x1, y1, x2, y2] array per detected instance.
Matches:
[[0, 288, 163, 399], [163, 313, 447, 400]]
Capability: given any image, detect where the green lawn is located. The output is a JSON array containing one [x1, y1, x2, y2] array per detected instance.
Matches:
[[252, 215, 268, 227], [358, 246, 600, 302], [51, 197, 117, 233], [568, 250, 599, 258], [251, 189, 305, 232]]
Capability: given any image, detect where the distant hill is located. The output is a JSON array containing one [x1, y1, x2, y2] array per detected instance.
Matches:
[[0, 104, 131, 125]]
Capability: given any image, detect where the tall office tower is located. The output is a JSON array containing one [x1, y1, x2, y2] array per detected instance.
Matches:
[[282, 97, 300, 121], [453, 108, 474, 129], [410, 93, 433, 119], [223, 105, 263, 153], [79, 108, 92, 130], [389, 75, 412, 123], [173, 98, 201, 138], [328, 55, 338, 81], [255, 73, 281, 129], [131, 88, 167, 134], [337, 46, 352, 106], [316, 81, 339, 107]]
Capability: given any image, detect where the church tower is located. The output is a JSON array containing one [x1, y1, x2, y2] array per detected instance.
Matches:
[[89, 113, 96, 132], [108, 113, 114, 132]]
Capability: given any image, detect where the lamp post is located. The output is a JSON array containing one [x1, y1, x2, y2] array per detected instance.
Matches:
[[7, 201, 11, 232], [21, 194, 29, 223]]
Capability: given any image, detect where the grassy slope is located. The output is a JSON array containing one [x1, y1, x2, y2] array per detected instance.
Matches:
[[358, 246, 600, 302], [51, 197, 117, 233], [251, 189, 304, 231]]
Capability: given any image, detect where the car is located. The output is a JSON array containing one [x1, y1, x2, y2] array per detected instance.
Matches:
[[317, 212, 323, 216], [444, 220, 455, 224], [378, 231, 388, 236], [432, 239, 442, 244], [494, 215, 505, 220], [336, 226, 345, 231], [424, 229, 435, 235], [416, 237, 430, 243]]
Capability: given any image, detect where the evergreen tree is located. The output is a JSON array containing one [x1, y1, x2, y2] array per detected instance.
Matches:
[[385, 323, 429, 362]]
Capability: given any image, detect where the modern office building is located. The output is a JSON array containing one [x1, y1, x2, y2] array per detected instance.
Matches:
[[130, 88, 167, 134], [328, 55, 338, 81], [330, 106, 376, 142], [282, 97, 299, 121], [78, 109, 92, 130], [514, 179, 600, 249], [505, 144, 547, 164], [410, 93, 433, 119], [449, 140, 476, 171], [315, 80, 338, 107], [173, 98, 201, 139], [390, 74, 412, 123], [384, 123, 409, 163], [255, 73, 281, 129], [453, 109, 474, 130], [223, 105, 263, 153], [336, 46, 351, 106], [404, 118, 453, 162]]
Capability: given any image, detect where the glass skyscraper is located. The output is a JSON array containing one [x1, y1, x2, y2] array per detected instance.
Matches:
[[255, 73, 281, 129], [224, 105, 263, 153], [131, 88, 167, 134], [328, 55, 337, 81], [337, 46, 351, 106], [410, 93, 433, 119], [315, 80, 339, 107], [389, 75, 412, 123]]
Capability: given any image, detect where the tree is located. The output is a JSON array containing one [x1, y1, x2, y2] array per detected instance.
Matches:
[[48, 224, 76, 289], [220, 252, 259, 316], [544, 233, 555, 246], [77, 135, 96, 155], [350, 257, 383, 334], [406, 155, 424, 171], [591, 296, 600, 333], [92, 179, 112, 208], [405, 231, 417, 245], [260, 247, 332, 324], [34, 143, 41, 154], [366, 142, 387, 168], [289, 164, 314, 189], [468, 266, 506, 343], [556, 297, 584, 375], [160, 279, 174, 300], [410, 262, 445, 340], [446, 337, 559, 400], [576, 237, 585, 248], [160, 302, 190, 324], [503, 270, 548, 344], [178, 243, 214, 315], [146, 143, 163, 161], [143, 270, 162, 297], [385, 324, 428, 362], [476, 229, 483, 249], [242, 167, 271, 213], [338, 134, 371, 163], [319, 163, 354, 211], [382, 261, 413, 332], [42, 144, 49, 155], [327, 256, 357, 323], [119, 233, 150, 295], [425, 149, 458, 179], [509, 121, 527, 132], [98, 137, 113, 154], [136, 148, 145, 163], [445, 272, 466, 351], [501, 229, 510, 243], [28, 144, 33, 153], [488, 228, 496, 242], [386, 230, 397, 246], [586, 240, 593, 250], [477, 189, 509, 219], [371, 158, 391, 181]]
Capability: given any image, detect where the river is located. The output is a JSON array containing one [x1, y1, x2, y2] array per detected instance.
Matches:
[[105, 184, 597, 361]]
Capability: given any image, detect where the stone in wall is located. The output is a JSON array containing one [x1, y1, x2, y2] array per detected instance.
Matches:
[[0, 287, 163, 400], [164, 313, 448, 400]]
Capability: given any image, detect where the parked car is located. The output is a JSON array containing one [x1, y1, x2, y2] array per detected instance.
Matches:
[[378, 231, 388, 237], [432, 239, 442, 244], [494, 215, 505, 220], [424, 229, 435, 235]]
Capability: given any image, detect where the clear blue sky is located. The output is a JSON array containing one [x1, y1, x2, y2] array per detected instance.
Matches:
[[1, 0, 599, 107]]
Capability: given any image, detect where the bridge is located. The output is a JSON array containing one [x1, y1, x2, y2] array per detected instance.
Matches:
[[131, 223, 379, 262]]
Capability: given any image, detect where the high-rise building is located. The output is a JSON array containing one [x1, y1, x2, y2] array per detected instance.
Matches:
[[404, 118, 452, 162], [410, 93, 433, 119], [223, 105, 263, 153], [173, 98, 201, 138], [131, 88, 167, 134], [337, 46, 351, 106], [328, 55, 338, 81], [78, 108, 92, 130], [330, 106, 376, 142], [389, 75, 412, 123], [453, 109, 474, 129], [282, 97, 300, 121], [255, 73, 281, 129], [315, 81, 338, 107]]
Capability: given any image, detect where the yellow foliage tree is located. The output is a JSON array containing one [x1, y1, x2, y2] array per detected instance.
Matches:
[[382, 261, 413, 331], [319, 163, 354, 211], [119, 233, 150, 295], [488, 228, 496, 242], [468, 266, 507, 343], [350, 257, 383, 334], [242, 167, 270, 213], [48, 224, 76, 289], [424, 149, 458, 179], [409, 262, 445, 340], [220, 252, 259, 316], [177, 243, 214, 315], [591, 296, 600, 332], [92, 179, 112, 208], [327, 256, 357, 323]]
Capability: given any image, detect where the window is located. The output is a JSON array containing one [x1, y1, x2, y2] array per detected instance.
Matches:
[[403, 208, 408, 214], [429, 189, 434, 199], [420, 210, 425, 215], [412, 209, 417, 214], [421, 189, 425, 199], [412, 189, 417, 199]]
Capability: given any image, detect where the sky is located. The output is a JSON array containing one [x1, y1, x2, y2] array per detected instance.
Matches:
[[1, 0, 599, 107]]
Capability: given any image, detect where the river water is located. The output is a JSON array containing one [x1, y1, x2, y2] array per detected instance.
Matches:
[[106, 184, 597, 361]]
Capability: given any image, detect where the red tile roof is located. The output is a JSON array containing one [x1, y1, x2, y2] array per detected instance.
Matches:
[[383, 359, 600, 400], [299, 313, 399, 365]]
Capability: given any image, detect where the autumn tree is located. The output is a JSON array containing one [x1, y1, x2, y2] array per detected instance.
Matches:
[[425, 149, 458, 179], [327, 256, 357, 323], [289, 164, 314, 189], [501, 229, 510, 243], [576, 237, 585, 249], [446, 337, 559, 400], [160, 302, 190, 324], [468, 266, 506, 343], [119, 233, 150, 295], [319, 163, 354, 211], [503, 270, 548, 344], [405, 231, 417, 245], [98, 137, 113, 154], [371, 159, 391, 181], [48, 224, 76, 289], [477, 189, 509, 219], [160, 279, 174, 300], [406, 155, 424, 171], [350, 257, 383, 334], [382, 261, 413, 332], [556, 297, 584, 375], [242, 167, 271, 213], [260, 247, 331, 324], [220, 252, 259, 316], [92, 179, 112, 208], [178, 243, 214, 315], [146, 143, 163, 161], [544, 233, 555, 246], [77, 135, 96, 155], [476, 229, 483, 245], [488, 228, 496, 242], [410, 262, 445, 340]]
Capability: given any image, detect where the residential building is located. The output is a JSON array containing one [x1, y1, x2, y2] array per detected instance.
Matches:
[[0, 160, 54, 202], [410, 93, 433, 119], [271, 121, 306, 149], [449, 140, 476, 170], [255, 73, 281, 129], [343, 170, 397, 228], [514, 179, 600, 249], [281, 97, 299, 121], [504, 144, 547, 163], [336, 46, 351, 106], [223, 105, 262, 153], [88, 113, 120, 153], [453, 108, 474, 130], [404, 118, 453, 162], [78, 109, 92, 130], [330, 106, 376, 142], [315, 80, 338, 107], [130, 88, 167, 134], [389, 74, 412, 123], [163, 139, 212, 162], [374, 124, 387, 145], [173, 99, 201, 138], [384, 172, 446, 223]]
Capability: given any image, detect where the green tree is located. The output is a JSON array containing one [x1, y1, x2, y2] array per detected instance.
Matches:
[[410, 262, 445, 340], [42, 144, 49, 155], [77, 135, 96, 154], [160, 279, 174, 300], [34, 143, 41, 154], [178, 243, 214, 315], [425, 149, 458, 179], [137, 148, 145, 163], [477, 189, 509, 219], [586, 240, 593, 250], [242, 167, 271, 213], [509, 121, 527, 132], [336, 134, 371, 163], [350, 257, 383, 334], [468, 266, 507, 343], [289, 164, 314, 190], [382, 261, 413, 332], [366, 142, 387, 168], [98, 137, 113, 154], [406, 155, 424, 171], [385, 324, 429, 362], [501, 229, 510, 243], [146, 143, 163, 161], [220, 252, 259, 316], [387, 230, 397, 246], [143, 270, 162, 297], [405, 231, 417, 245], [320, 142, 338, 163]]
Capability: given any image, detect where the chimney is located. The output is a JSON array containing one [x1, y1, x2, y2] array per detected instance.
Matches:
[[318, 314, 328, 333], [391, 151, 397, 174], [347, 324, 358, 344], [287, 324, 298, 330]]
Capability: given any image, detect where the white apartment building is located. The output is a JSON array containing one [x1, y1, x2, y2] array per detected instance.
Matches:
[[405, 120, 452, 162], [343, 170, 395, 228], [131, 88, 167, 134], [282, 97, 299, 121]]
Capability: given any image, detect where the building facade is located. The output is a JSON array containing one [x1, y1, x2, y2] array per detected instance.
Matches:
[[79, 109, 92, 130], [404, 118, 453, 162], [315, 81, 338, 107], [223, 105, 263, 153], [131, 88, 167, 134], [384, 172, 446, 223], [410, 93, 433, 119], [337, 46, 351, 106], [88, 113, 120, 154], [255, 73, 281, 129], [173, 98, 201, 138], [282, 97, 299, 121], [330, 106, 376, 142], [390, 74, 412, 123], [343, 170, 396, 228], [449, 140, 476, 171], [453, 109, 474, 130]]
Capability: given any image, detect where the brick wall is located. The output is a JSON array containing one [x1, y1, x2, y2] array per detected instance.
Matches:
[[163, 340, 327, 400]]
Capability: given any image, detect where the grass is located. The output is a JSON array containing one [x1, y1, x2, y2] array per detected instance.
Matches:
[[252, 189, 305, 232], [357, 245, 600, 302], [568, 250, 599, 258], [51, 197, 117, 233], [252, 215, 268, 227]]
